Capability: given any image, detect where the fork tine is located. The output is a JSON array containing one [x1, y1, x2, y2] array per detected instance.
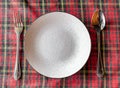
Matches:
[[20, 19, 23, 26], [16, 13, 19, 26], [19, 15, 22, 23], [13, 11, 23, 27], [13, 12, 18, 27], [16, 14, 20, 27], [18, 15, 21, 26], [18, 14, 22, 25], [18, 14, 22, 26]]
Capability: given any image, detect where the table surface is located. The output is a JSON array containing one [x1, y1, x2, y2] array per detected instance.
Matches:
[[0, 0, 120, 88]]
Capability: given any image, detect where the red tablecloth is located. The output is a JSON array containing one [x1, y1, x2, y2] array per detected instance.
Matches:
[[0, 0, 120, 88]]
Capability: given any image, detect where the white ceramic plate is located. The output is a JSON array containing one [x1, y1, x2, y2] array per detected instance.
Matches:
[[25, 12, 91, 78]]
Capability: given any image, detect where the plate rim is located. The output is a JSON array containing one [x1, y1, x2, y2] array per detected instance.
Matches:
[[24, 12, 91, 78]]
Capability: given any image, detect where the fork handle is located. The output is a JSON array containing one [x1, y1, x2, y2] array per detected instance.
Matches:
[[96, 30, 105, 78], [14, 34, 21, 80]]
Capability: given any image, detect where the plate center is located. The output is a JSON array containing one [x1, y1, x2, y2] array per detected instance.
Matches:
[[37, 27, 75, 61]]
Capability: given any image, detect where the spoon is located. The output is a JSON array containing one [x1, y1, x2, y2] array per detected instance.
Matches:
[[91, 9, 106, 78]]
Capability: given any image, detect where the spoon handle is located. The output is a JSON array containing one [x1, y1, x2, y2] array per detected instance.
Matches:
[[96, 30, 105, 78]]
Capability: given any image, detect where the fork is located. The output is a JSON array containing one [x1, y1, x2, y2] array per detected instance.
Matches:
[[13, 12, 23, 80]]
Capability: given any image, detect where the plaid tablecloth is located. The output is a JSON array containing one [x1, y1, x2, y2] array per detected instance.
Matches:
[[0, 0, 120, 88]]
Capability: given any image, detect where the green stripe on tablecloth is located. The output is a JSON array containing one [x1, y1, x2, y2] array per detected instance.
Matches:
[[100, 0, 102, 9], [80, 0, 84, 22], [61, 0, 64, 11], [42, 0, 45, 14], [119, 0, 120, 7], [2, 1, 7, 88], [62, 78, 65, 88], [42, 76, 45, 88], [22, 1, 27, 87]]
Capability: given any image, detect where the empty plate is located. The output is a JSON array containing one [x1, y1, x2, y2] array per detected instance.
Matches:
[[25, 12, 91, 78]]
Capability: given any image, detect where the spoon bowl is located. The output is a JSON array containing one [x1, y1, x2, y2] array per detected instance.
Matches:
[[100, 10, 105, 30]]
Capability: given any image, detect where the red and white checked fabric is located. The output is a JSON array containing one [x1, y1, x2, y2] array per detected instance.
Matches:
[[0, 0, 120, 88]]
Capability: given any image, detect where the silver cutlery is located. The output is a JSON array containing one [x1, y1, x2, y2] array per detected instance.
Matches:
[[13, 12, 23, 80], [91, 9, 106, 78]]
